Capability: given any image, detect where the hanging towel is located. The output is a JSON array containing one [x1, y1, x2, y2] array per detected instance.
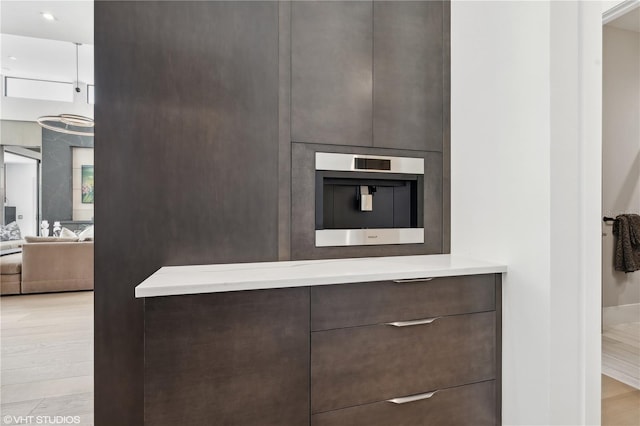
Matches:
[[613, 214, 640, 272]]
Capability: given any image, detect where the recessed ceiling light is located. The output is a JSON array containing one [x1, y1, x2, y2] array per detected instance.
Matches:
[[8, 56, 17, 61], [41, 12, 56, 21]]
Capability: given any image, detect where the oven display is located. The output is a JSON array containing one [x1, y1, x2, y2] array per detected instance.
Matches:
[[354, 158, 391, 171]]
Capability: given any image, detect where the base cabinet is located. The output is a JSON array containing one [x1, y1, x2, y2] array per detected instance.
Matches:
[[143, 288, 310, 426], [143, 274, 501, 425], [310, 274, 501, 425]]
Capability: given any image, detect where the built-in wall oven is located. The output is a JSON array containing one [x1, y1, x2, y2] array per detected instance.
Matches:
[[315, 152, 424, 247]]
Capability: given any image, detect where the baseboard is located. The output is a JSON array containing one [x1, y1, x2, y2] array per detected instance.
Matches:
[[603, 303, 640, 329]]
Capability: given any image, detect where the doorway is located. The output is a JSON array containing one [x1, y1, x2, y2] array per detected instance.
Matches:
[[3, 150, 39, 236], [601, 1, 640, 424]]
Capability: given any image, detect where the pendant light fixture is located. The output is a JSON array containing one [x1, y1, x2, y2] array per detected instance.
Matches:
[[37, 42, 94, 137]]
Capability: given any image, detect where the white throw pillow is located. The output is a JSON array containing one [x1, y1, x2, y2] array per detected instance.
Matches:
[[60, 227, 77, 239], [0, 221, 22, 241], [78, 225, 94, 241]]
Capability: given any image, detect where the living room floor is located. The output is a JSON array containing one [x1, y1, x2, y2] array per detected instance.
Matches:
[[0, 292, 93, 425], [0, 292, 638, 426]]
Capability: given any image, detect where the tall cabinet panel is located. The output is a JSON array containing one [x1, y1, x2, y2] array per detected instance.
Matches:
[[373, 2, 444, 152], [291, 1, 373, 146], [94, 2, 280, 424]]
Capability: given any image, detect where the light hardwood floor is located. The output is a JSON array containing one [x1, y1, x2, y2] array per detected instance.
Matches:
[[602, 307, 640, 426], [603, 320, 640, 389], [603, 374, 640, 426], [1, 292, 93, 425]]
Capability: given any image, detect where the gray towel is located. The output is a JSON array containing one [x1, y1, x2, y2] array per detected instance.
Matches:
[[613, 214, 640, 272]]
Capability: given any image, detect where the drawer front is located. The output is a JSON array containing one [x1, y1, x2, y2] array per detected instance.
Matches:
[[312, 380, 496, 426], [311, 274, 495, 331], [311, 311, 495, 413]]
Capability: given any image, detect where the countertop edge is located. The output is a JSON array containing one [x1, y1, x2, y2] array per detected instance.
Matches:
[[135, 255, 507, 298]]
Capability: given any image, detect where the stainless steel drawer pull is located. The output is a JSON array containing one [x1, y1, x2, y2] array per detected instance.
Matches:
[[385, 317, 440, 327], [387, 391, 437, 404], [392, 277, 434, 283]]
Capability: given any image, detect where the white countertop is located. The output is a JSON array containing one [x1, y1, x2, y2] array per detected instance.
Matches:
[[135, 254, 507, 298]]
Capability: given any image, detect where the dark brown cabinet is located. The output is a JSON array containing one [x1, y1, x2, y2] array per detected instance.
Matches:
[[143, 288, 310, 426], [291, 1, 447, 152], [95, 2, 282, 424], [373, 1, 444, 152], [142, 273, 498, 425], [291, 1, 373, 146], [311, 273, 501, 425]]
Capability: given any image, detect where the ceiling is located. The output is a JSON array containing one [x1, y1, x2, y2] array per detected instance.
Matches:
[[0, 0, 93, 45], [607, 4, 640, 32], [0, 1, 94, 86], [1, 34, 94, 83]]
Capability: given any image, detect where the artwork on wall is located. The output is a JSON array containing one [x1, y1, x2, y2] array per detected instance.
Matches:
[[81, 165, 94, 204]]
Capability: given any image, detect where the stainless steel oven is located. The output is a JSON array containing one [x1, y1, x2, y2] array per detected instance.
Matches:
[[315, 152, 424, 247]]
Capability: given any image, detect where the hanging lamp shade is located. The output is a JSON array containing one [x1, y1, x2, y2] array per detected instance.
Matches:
[[37, 114, 94, 136], [36, 42, 94, 137]]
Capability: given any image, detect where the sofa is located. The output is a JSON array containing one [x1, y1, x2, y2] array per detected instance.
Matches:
[[0, 253, 22, 295], [0, 241, 94, 295], [0, 239, 25, 251]]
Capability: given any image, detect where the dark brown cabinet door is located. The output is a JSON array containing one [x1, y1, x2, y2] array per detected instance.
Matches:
[[291, 1, 373, 146], [144, 288, 310, 426], [373, 1, 444, 152]]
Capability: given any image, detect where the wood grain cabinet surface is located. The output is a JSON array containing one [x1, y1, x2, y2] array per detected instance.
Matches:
[[311, 273, 501, 424], [312, 380, 496, 426], [291, 1, 373, 146], [373, 1, 444, 152], [311, 311, 496, 413], [143, 288, 310, 426], [291, 1, 446, 151], [143, 273, 500, 425], [311, 274, 495, 331]]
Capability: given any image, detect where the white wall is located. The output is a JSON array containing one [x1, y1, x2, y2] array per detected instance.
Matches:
[[0, 120, 42, 147], [5, 161, 38, 237], [0, 81, 94, 122], [451, 1, 602, 425], [602, 26, 640, 308], [0, 34, 94, 122]]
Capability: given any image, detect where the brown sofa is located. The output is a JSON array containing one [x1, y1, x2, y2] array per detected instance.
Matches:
[[20, 241, 94, 294], [0, 253, 22, 295]]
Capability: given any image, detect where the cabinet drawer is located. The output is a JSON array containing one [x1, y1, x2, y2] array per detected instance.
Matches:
[[311, 274, 495, 331], [311, 311, 495, 413], [312, 380, 496, 426]]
